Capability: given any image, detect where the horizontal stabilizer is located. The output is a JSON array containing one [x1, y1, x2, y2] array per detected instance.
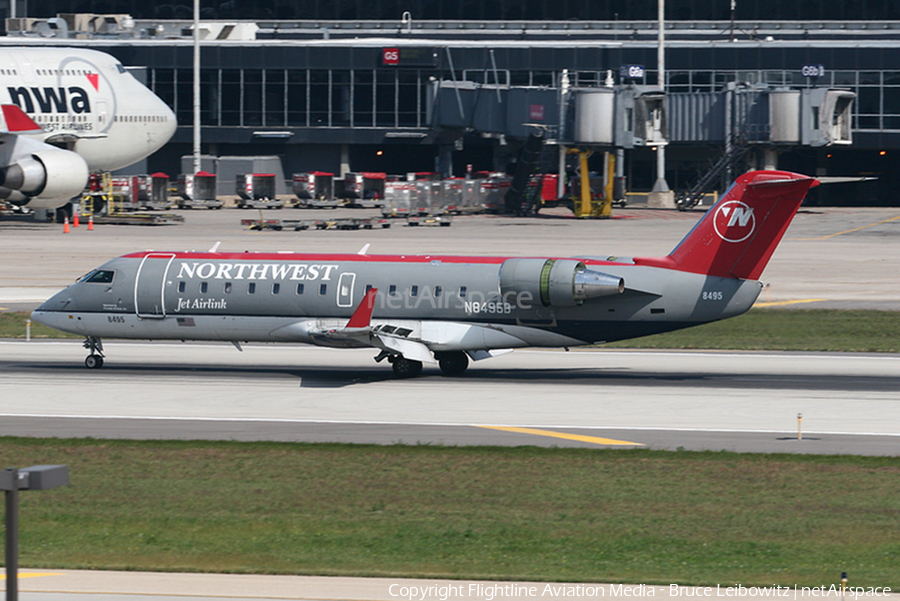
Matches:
[[815, 176, 877, 185]]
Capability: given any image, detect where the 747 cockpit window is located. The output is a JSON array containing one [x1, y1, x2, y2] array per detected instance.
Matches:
[[80, 270, 115, 283]]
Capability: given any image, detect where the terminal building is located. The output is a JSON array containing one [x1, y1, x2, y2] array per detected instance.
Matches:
[[3, 7, 900, 204]]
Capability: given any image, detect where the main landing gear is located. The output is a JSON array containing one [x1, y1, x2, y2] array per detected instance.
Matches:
[[83, 336, 104, 368], [374, 350, 470, 378], [435, 351, 469, 376], [390, 356, 423, 378]]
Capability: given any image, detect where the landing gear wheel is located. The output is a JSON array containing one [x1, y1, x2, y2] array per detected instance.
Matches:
[[436, 351, 469, 376], [391, 357, 423, 378], [83, 336, 104, 369]]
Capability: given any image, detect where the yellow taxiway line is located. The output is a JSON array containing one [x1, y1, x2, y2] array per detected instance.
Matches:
[[754, 299, 827, 308], [477, 425, 643, 446], [0, 572, 62, 581], [792, 215, 900, 241]]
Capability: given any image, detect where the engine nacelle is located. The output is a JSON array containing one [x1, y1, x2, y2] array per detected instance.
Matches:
[[0, 148, 89, 209], [499, 258, 624, 308]]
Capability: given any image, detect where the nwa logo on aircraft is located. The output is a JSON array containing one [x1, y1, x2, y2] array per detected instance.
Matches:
[[6, 86, 92, 114], [713, 200, 756, 243]]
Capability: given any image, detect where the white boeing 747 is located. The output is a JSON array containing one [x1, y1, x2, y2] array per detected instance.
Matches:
[[0, 46, 176, 210]]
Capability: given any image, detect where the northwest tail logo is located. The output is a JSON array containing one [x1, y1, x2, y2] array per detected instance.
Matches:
[[713, 201, 756, 243]]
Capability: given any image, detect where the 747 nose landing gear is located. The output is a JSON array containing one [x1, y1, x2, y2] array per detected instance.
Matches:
[[83, 336, 104, 368]]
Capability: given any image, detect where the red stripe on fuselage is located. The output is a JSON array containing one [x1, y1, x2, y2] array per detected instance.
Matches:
[[120, 251, 628, 268]]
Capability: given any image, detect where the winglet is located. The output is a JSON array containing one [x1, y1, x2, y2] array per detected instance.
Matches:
[[1, 104, 43, 134], [346, 287, 378, 328]]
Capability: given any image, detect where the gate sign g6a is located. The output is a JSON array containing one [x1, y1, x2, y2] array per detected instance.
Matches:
[[620, 64, 645, 80]]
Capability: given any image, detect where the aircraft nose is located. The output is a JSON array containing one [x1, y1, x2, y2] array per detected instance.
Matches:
[[34, 288, 75, 315]]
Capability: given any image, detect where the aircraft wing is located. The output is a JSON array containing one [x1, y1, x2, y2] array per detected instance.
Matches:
[[300, 288, 436, 363]]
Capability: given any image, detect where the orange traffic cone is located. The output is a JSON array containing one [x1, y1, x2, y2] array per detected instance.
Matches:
[[63, 216, 70, 233], [73, 212, 80, 227], [87, 215, 94, 231]]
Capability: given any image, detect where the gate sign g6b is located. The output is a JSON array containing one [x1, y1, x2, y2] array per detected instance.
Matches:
[[802, 65, 826, 78]]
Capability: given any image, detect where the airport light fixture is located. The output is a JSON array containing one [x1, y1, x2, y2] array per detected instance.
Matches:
[[2, 465, 69, 601]]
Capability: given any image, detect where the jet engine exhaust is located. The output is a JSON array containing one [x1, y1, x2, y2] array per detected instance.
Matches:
[[574, 269, 625, 300]]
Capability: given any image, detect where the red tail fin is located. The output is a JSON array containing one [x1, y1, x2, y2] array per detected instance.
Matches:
[[636, 171, 817, 280], [346, 287, 378, 328]]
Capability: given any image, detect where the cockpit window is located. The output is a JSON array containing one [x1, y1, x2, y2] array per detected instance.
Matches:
[[116, 63, 126, 74], [81, 270, 115, 283]]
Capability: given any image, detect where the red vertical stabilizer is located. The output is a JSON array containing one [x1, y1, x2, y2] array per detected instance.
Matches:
[[635, 171, 818, 280]]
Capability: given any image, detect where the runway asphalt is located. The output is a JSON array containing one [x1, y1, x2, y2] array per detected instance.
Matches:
[[2, 341, 898, 455]]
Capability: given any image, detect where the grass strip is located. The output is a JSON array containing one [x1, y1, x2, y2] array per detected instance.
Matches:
[[3, 309, 898, 352], [602, 308, 900, 352], [2, 438, 898, 587], [0, 311, 79, 339]]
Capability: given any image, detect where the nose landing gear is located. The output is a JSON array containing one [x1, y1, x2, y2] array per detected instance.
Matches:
[[83, 336, 104, 368]]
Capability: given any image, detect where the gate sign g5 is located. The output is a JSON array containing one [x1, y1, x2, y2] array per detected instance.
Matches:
[[383, 48, 400, 65], [801, 64, 826, 78]]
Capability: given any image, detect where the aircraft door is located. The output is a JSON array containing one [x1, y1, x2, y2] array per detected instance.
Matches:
[[337, 272, 356, 308], [134, 253, 176, 319], [96, 100, 110, 130]]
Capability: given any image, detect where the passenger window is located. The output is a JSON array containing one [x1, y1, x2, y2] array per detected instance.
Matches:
[[224, 282, 232, 293], [248, 282, 256, 294], [459, 286, 467, 298], [319, 283, 327, 295], [296, 283, 305, 295], [200, 282, 208, 293], [389, 284, 397, 295], [434, 286, 442, 297], [273, 283, 280, 294], [178, 281, 186, 293], [365, 284, 373, 293], [410, 285, 419, 297]]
